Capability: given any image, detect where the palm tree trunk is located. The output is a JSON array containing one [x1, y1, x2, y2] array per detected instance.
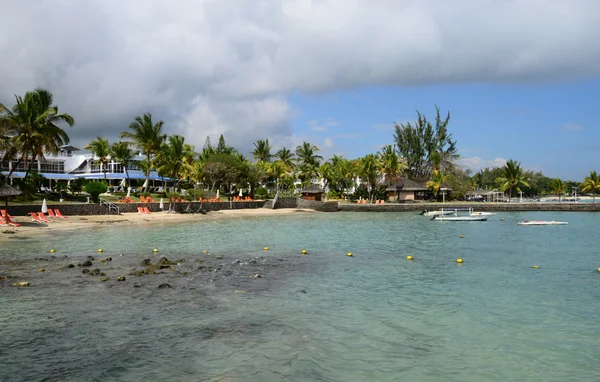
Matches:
[[124, 167, 131, 188], [145, 151, 151, 193]]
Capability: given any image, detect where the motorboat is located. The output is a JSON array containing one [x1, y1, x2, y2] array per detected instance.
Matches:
[[420, 209, 455, 217], [470, 211, 496, 216], [517, 220, 568, 226], [431, 208, 488, 222]]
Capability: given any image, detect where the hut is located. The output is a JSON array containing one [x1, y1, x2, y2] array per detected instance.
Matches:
[[0, 183, 23, 207], [300, 185, 324, 201], [385, 179, 429, 202]]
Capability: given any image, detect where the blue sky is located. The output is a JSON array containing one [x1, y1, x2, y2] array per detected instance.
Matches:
[[289, 79, 598, 181], [1, 0, 598, 182]]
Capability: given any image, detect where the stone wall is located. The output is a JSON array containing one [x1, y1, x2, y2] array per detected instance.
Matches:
[[339, 202, 600, 212], [4, 200, 267, 216], [296, 199, 339, 212]]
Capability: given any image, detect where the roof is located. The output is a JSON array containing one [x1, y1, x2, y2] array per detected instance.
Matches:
[[300, 185, 324, 193], [60, 145, 81, 151], [0, 183, 22, 197], [385, 179, 428, 191]]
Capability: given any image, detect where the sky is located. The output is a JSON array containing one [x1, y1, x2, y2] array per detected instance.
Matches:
[[0, 0, 598, 181]]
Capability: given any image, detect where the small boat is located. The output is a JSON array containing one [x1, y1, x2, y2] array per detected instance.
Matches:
[[431, 208, 488, 222], [517, 220, 568, 226], [420, 209, 455, 217], [470, 211, 496, 216]]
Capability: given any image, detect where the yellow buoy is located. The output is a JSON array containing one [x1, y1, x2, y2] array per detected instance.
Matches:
[[203, 250, 208, 254], [264, 247, 269, 251], [407, 255, 413, 260], [597, 267, 600, 272], [301, 250, 307, 255], [501, 218, 505, 221], [153, 249, 158, 252], [460, 235, 464, 239], [456, 258, 463, 263], [98, 249, 103, 253], [49, 249, 55, 253], [533, 265, 539, 269], [347, 252, 353, 257]]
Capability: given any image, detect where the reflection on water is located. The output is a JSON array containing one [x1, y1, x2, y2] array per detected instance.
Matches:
[[1, 211, 600, 381]]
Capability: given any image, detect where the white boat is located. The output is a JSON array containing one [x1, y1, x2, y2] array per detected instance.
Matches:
[[517, 220, 568, 226], [431, 208, 488, 222], [470, 211, 496, 216], [420, 209, 455, 217]]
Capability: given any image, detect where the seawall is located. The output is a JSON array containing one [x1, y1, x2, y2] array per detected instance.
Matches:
[[338, 202, 600, 212]]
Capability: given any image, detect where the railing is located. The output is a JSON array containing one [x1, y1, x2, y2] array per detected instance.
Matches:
[[100, 198, 120, 214]]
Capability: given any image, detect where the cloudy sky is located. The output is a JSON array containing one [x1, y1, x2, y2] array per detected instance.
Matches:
[[1, 0, 598, 180]]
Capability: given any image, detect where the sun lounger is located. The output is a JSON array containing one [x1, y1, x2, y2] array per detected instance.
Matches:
[[1, 215, 20, 227], [37, 212, 51, 222], [53, 209, 67, 218], [48, 209, 56, 217], [143, 207, 151, 214], [28, 212, 43, 222], [137, 207, 145, 214]]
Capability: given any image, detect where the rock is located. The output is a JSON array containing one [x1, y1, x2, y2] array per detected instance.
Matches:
[[82, 269, 91, 274], [100, 272, 106, 276], [140, 259, 152, 266], [12, 281, 30, 287], [216, 255, 224, 260], [81, 260, 93, 267], [158, 283, 172, 289], [99, 259, 106, 263], [37, 268, 46, 273], [87, 256, 95, 261], [66, 264, 75, 268], [133, 283, 141, 288], [223, 270, 233, 276], [194, 258, 204, 263], [117, 276, 126, 281], [106, 257, 112, 262], [90, 269, 101, 276], [156, 257, 176, 266], [100, 277, 109, 282], [252, 274, 263, 279]]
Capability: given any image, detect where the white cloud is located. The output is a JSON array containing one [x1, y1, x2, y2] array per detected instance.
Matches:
[[457, 156, 507, 172], [323, 137, 335, 149], [562, 123, 585, 131], [1, 0, 598, 154]]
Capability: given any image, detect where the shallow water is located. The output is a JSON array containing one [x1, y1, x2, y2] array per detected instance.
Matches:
[[1, 211, 600, 381]]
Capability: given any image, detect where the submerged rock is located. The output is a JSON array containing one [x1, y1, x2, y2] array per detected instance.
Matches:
[[90, 269, 101, 276], [100, 277, 109, 282], [252, 274, 263, 279], [80, 260, 93, 267], [82, 269, 91, 274], [65, 264, 75, 268], [37, 268, 46, 273], [117, 276, 126, 281], [133, 282, 141, 288], [87, 256, 95, 261], [158, 283, 172, 289], [140, 259, 152, 266], [12, 281, 30, 287]]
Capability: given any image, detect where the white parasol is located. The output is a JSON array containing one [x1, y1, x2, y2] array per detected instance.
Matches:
[[216, 189, 219, 199], [126, 187, 131, 198], [119, 178, 126, 188], [41, 199, 48, 213], [142, 179, 149, 189], [159, 198, 164, 209], [239, 188, 243, 197]]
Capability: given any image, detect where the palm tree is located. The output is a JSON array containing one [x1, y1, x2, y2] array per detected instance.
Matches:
[[319, 162, 334, 191], [85, 137, 110, 181], [359, 154, 380, 202], [155, 135, 195, 188], [121, 113, 166, 193], [379, 144, 401, 185], [269, 161, 286, 194], [110, 141, 134, 188], [426, 169, 448, 199], [552, 178, 565, 202], [274, 147, 296, 171], [0, 89, 75, 179], [580, 171, 600, 202], [252, 139, 272, 163], [295, 141, 322, 167], [497, 159, 529, 201]]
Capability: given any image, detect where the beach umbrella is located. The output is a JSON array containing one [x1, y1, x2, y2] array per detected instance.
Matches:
[[216, 189, 220, 199], [239, 188, 243, 197], [142, 179, 149, 189], [159, 198, 164, 209], [0, 183, 22, 208], [119, 178, 126, 188], [41, 199, 48, 213], [67, 179, 71, 188], [126, 187, 131, 198]]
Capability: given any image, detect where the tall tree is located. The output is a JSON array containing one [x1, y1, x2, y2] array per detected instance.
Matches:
[[215, 134, 235, 155], [84, 137, 110, 181], [274, 147, 296, 171], [497, 159, 529, 201], [295, 141, 322, 186], [252, 139, 272, 163], [155, 135, 195, 188], [378, 144, 402, 185], [109, 141, 134, 187], [359, 154, 380, 202], [0, 89, 75, 179], [120, 113, 166, 193], [552, 178, 565, 202], [426, 169, 448, 199], [393, 106, 457, 182], [580, 171, 600, 203]]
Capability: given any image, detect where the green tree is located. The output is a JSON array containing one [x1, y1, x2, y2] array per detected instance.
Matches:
[[84, 137, 110, 181], [203, 153, 242, 191], [0, 89, 75, 179], [393, 106, 457, 182], [274, 147, 296, 171], [359, 154, 380, 202], [552, 178, 565, 202], [215, 134, 235, 155], [426, 169, 448, 199], [378, 144, 403, 185], [155, 135, 195, 188], [497, 159, 530, 201], [85, 181, 108, 203], [318, 162, 334, 191], [109, 141, 134, 188], [580, 171, 600, 202], [252, 139, 272, 163], [120, 113, 166, 193], [295, 141, 322, 186]]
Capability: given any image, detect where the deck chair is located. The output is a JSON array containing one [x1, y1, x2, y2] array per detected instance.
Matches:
[[142, 207, 151, 214], [28, 212, 43, 222], [137, 207, 145, 214], [54, 209, 67, 218], [48, 209, 57, 217], [37, 212, 51, 222], [1, 215, 20, 227]]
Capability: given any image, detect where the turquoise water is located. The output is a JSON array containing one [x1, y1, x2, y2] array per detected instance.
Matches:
[[1, 211, 600, 381]]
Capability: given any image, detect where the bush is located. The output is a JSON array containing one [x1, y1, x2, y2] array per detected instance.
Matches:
[[254, 187, 268, 199], [84, 181, 108, 203]]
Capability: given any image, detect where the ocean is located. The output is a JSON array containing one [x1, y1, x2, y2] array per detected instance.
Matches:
[[1, 211, 599, 381]]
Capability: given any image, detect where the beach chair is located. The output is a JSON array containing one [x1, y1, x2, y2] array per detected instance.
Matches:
[[142, 207, 151, 215], [1, 215, 20, 227], [48, 209, 56, 217], [54, 209, 67, 218], [362, 200, 367, 204], [137, 207, 145, 214], [37, 212, 51, 222], [28, 212, 43, 222]]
